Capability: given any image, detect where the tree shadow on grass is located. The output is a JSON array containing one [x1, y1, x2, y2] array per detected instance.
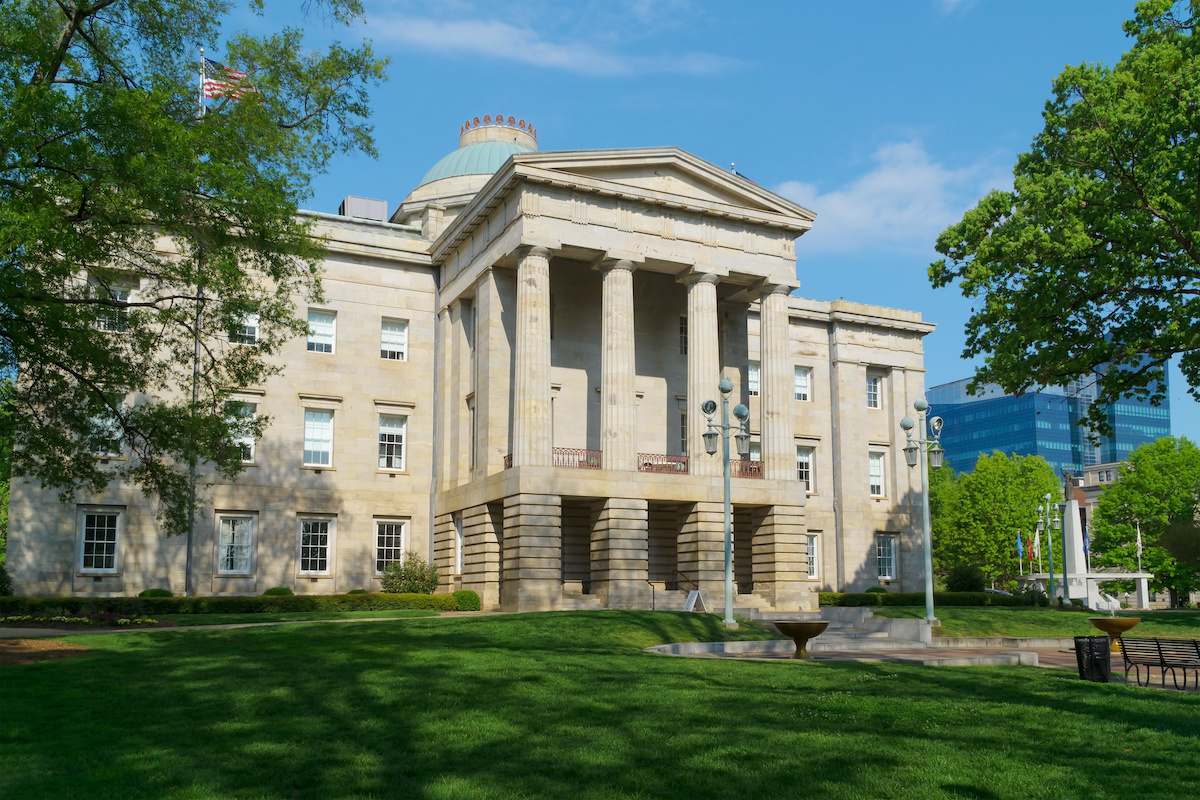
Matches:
[[3, 612, 1199, 799]]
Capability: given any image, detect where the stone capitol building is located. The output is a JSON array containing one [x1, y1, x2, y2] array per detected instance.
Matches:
[[8, 115, 936, 613]]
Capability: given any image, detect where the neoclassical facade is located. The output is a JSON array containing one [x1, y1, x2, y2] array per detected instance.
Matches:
[[8, 117, 934, 613]]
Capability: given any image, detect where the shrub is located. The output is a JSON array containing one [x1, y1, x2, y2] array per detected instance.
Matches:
[[137, 588, 173, 598], [865, 586, 889, 593], [0, 591, 458, 616], [946, 564, 986, 593], [0, 564, 11, 597], [453, 590, 481, 611], [347, 589, 367, 595], [262, 586, 294, 596], [380, 551, 439, 594]]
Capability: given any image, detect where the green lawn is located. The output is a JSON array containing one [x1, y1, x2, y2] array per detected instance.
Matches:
[[154, 609, 441, 626], [3, 611, 1198, 799], [873, 606, 1200, 639]]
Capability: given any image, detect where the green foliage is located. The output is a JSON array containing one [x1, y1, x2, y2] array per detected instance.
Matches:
[[347, 589, 368, 595], [0, 591, 459, 616], [818, 591, 1032, 607], [0, 379, 11, 568], [137, 588, 173, 598], [929, 0, 1200, 434], [930, 452, 1060, 583], [452, 590, 481, 611], [380, 551, 439, 595], [0, 2, 388, 535], [864, 586, 889, 593], [946, 564, 986, 592], [1092, 436, 1200, 603], [0, 563, 10, 596], [262, 586, 294, 596]]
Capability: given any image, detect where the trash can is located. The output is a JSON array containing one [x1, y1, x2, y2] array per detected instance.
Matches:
[[1074, 635, 1112, 683]]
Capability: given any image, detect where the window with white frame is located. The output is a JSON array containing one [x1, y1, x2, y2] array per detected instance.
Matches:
[[866, 375, 881, 409], [303, 409, 333, 466], [806, 534, 819, 579], [381, 319, 408, 360], [306, 309, 336, 353], [90, 412, 123, 458], [796, 446, 814, 492], [229, 313, 259, 345], [226, 402, 257, 463], [217, 515, 254, 574], [375, 519, 405, 573], [679, 316, 688, 355], [79, 508, 121, 572], [453, 511, 464, 574], [876, 533, 897, 580], [748, 362, 760, 396], [378, 414, 406, 470], [794, 366, 811, 401], [749, 441, 761, 462], [94, 286, 130, 333], [299, 518, 333, 574], [869, 452, 885, 497]]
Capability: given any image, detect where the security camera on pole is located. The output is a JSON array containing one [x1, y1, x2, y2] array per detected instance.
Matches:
[[702, 376, 750, 629]]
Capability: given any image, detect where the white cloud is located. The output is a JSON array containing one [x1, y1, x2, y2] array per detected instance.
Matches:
[[775, 141, 1011, 255], [372, 15, 738, 76]]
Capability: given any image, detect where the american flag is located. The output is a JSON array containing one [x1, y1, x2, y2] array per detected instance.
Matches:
[[203, 57, 255, 100]]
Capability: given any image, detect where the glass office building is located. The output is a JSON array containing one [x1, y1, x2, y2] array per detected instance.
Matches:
[[927, 376, 1171, 475]]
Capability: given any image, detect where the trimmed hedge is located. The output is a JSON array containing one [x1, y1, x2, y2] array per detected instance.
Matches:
[[452, 590, 481, 612], [0, 591, 460, 617], [819, 591, 1031, 607]]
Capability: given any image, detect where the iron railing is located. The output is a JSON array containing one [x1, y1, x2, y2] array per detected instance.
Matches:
[[552, 448, 602, 469], [731, 459, 764, 479]]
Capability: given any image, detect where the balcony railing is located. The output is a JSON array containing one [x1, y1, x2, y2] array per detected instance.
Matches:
[[732, 459, 764, 479], [637, 453, 689, 474], [552, 448, 602, 469]]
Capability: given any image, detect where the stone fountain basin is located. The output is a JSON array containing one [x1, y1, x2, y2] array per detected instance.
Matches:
[[772, 621, 830, 660], [1088, 617, 1140, 647]]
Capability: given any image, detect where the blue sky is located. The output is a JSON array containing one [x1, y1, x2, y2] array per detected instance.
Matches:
[[238, 0, 1196, 442]]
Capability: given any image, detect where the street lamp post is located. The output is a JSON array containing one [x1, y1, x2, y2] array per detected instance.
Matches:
[[702, 376, 750, 628], [899, 398, 944, 623]]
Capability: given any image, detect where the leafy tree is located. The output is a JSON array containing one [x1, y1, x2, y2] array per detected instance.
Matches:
[[1092, 437, 1200, 605], [929, 0, 1200, 436], [0, 2, 388, 535], [931, 452, 1059, 584]]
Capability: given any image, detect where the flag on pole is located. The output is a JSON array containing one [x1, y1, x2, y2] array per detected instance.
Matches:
[[1017, 531, 1024, 561], [1136, 523, 1143, 558], [1083, 527, 1089, 555], [203, 57, 256, 100], [1034, 529, 1041, 560]]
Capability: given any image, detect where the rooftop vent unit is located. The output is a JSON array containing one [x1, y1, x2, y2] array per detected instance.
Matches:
[[339, 196, 388, 222]]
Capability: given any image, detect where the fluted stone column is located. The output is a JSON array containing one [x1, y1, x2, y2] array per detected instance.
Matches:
[[683, 272, 721, 476], [600, 259, 637, 472], [512, 246, 553, 467], [760, 283, 795, 481]]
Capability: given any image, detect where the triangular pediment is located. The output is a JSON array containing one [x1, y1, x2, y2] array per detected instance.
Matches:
[[509, 147, 815, 225]]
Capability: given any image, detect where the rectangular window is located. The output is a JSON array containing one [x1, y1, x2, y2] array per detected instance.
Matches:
[[217, 516, 254, 574], [95, 287, 130, 333], [877, 534, 897, 580], [375, 519, 405, 573], [91, 412, 123, 458], [306, 309, 336, 353], [679, 316, 688, 355], [749, 441, 761, 462], [453, 511, 464, 575], [381, 318, 408, 360], [300, 518, 333, 574], [680, 411, 688, 455], [303, 409, 333, 466], [748, 362, 760, 397], [794, 366, 811, 401], [869, 452, 885, 497], [226, 402, 257, 463], [79, 510, 121, 572], [378, 414, 407, 471], [229, 313, 259, 345], [796, 446, 814, 492], [866, 375, 881, 409], [807, 534, 819, 579]]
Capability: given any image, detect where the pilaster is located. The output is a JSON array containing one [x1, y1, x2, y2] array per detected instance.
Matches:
[[759, 283, 795, 481]]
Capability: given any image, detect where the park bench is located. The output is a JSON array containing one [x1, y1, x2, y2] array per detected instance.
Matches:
[[1118, 637, 1200, 690]]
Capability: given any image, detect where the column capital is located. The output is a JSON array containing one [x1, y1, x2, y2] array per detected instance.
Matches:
[[595, 257, 638, 274], [678, 270, 721, 288], [752, 280, 800, 300], [515, 243, 555, 261]]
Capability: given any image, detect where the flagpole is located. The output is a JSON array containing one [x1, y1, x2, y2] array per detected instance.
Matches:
[[199, 46, 205, 117]]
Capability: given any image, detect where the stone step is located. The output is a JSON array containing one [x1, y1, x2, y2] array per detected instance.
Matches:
[[809, 637, 928, 651]]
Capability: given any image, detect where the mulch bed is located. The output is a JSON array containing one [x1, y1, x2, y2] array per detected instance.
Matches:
[[0, 639, 91, 666]]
